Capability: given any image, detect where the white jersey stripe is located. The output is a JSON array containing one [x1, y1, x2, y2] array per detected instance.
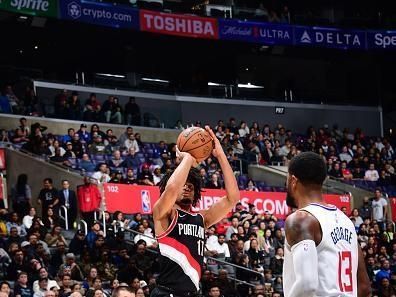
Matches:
[[159, 242, 200, 291]]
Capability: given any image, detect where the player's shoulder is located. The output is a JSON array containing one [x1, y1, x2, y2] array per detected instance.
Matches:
[[285, 210, 321, 246], [285, 209, 317, 226]]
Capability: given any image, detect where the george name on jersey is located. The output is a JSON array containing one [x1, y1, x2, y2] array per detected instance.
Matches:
[[330, 226, 354, 245], [178, 223, 205, 239]]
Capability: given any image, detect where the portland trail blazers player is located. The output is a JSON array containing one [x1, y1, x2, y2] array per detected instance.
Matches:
[[151, 126, 239, 297]]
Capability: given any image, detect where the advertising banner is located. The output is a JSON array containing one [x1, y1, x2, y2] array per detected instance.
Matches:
[[0, 0, 58, 17], [104, 183, 351, 219], [0, 149, 5, 170], [294, 26, 367, 50], [367, 31, 396, 50], [59, 0, 139, 29], [219, 19, 293, 45], [140, 9, 218, 39]]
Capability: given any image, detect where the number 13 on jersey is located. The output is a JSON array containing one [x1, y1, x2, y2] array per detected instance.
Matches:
[[338, 251, 353, 292]]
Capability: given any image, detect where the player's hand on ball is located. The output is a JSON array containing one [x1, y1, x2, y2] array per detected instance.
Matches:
[[176, 145, 198, 167], [205, 125, 223, 158]]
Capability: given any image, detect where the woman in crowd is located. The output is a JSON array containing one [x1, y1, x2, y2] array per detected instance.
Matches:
[[43, 207, 59, 230], [44, 225, 68, 247], [350, 208, 364, 229], [245, 179, 259, 192], [11, 174, 32, 217]]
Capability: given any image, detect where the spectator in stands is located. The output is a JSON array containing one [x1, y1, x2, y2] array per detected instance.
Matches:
[[11, 128, 28, 144], [59, 179, 77, 229], [124, 134, 139, 153], [67, 91, 82, 121], [33, 268, 59, 293], [14, 272, 32, 297], [121, 148, 139, 169], [47, 139, 64, 157], [341, 161, 353, 180], [365, 163, 380, 181], [245, 179, 259, 192], [225, 216, 239, 241], [22, 207, 36, 230], [37, 178, 59, 220], [123, 168, 138, 185], [378, 169, 392, 187], [0, 89, 12, 114], [64, 142, 76, 159], [62, 128, 75, 144], [11, 174, 32, 218], [77, 177, 102, 227], [89, 135, 106, 155], [206, 173, 223, 189], [70, 133, 84, 158], [102, 96, 120, 124], [376, 259, 391, 284], [0, 282, 11, 296], [353, 167, 365, 179], [5, 212, 26, 237], [339, 146, 353, 163], [44, 225, 67, 247], [350, 208, 364, 228], [5, 85, 21, 114], [137, 164, 154, 186], [151, 166, 163, 185], [77, 123, 90, 144], [124, 97, 141, 126], [107, 150, 123, 170], [372, 189, 388, 223], [84, 93, 101, 122], [377, 277, 396, 297], [79, 153, 95, 172], [42, 207, 59, 229], [329, 162, 343, 178]]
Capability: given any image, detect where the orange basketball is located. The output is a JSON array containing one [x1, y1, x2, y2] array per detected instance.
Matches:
[[176, 127, 214, 162]]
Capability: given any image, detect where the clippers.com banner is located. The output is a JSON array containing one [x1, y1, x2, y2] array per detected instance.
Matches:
[[139, 9, 218, 39], [104, 183, 351, 219]]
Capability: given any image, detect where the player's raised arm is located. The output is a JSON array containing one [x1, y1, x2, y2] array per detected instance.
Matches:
[[200, 126, 240, 228], [153, 148, 196, 220], [285, 210, 321, 297]]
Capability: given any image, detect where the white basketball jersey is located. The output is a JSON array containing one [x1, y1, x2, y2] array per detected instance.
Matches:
[[283, 203, 358, 297]]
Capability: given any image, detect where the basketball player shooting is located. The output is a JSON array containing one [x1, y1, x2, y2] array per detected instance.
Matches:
[[283, 152, 371, 297], [151, 126, 240, 297]]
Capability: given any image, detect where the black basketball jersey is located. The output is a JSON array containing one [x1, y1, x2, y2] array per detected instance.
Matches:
[[157, 208, 205, 292]]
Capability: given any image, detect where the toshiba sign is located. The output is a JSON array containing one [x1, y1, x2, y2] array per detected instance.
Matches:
[[140, 10, 218, 39]]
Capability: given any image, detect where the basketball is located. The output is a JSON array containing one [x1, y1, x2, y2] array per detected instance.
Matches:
[[177, 127, 214, 161]]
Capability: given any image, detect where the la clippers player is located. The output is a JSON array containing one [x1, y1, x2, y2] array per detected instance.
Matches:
[[283, 152, 371, 297], [151, 126, 239, 297]]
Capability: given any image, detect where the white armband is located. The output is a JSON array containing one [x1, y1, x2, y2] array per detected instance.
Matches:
[[288, 240, 319, 297]]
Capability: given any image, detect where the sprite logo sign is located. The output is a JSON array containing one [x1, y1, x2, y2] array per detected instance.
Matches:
[[0, 0, 58, 17]]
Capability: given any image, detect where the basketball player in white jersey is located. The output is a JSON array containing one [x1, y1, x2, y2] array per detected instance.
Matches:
[[283, 152, 371, 297]]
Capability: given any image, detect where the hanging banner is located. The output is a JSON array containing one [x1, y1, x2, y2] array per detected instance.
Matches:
[[59, 0, 140, 29], [104, 183, 351, 219], [218, 19, 293, 45], [294, 25, 367, 50], [0, 0, 58, 17], [140, 9, 219, 39]]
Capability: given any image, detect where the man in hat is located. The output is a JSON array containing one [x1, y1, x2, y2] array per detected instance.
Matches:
[[138, 164, 154, 186], [77, 124, 90, 144]]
